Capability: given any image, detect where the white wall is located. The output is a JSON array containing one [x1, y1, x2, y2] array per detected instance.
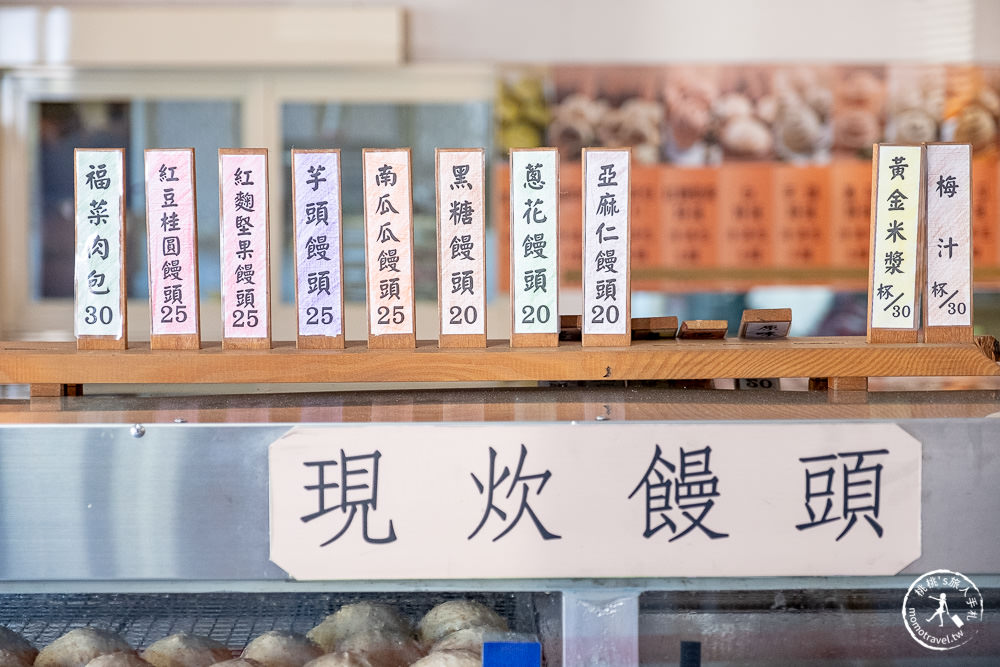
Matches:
[[8, 0, 992, 64]]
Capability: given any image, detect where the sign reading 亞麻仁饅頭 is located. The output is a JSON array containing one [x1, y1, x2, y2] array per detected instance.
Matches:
[[270, 422, 921, 580], [582, 148, 631, 346]]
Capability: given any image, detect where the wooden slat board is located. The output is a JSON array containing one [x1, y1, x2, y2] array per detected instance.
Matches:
[[437, 148, 486, 348], [582, 148, 631, 346], [510, 148, 560, 348], [145, 148, 201, 350], [219, 148, 271, 350], [292, 149, 345, 349], [2, 338, 997, 385], [867, 144, 924, 344], [363, 148, 415, 349], [923, 143, 973, 344], [74, 148, 127, 350]]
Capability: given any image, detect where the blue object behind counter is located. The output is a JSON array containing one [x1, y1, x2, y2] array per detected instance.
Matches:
[[482, 641, 542, 667]]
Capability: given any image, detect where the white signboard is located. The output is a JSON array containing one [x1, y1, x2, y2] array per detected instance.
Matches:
[[363, 148, 414, 337], [74, 149, 125, 338], [511, 149, 559, 335], [583, 149, 630, 337], [870, 145, 922, 330], [438, 149, 486, 336], [270, 423, 921, 580], [925, 143, 972, 327]]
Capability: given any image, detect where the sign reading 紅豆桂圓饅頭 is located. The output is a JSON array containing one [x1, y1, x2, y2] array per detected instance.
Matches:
[[270, 422, 921, 580]]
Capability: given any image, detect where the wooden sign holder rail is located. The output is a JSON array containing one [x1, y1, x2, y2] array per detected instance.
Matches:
[[5, 336, 998, 397]]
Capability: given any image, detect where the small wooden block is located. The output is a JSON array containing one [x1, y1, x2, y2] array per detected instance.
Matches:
[[828, 376, 869, 392], [292, 149, 345, 350], [75, 148, 127, 350], [558, 314, 582, 342], [437, 148, 486, 348], [739, 308, 792, 339], [219, 148, 271, 350], [581, 148, 631, 347], [30, 383, 67, 398], [678, 320, 728, 340], [632, 316, 678, 340], [923, 143, 973, 344], [146, 148, 201, 350], [867, 144, 924, 344], [364, 148, 416, 349], [510, 148, 560, 348]]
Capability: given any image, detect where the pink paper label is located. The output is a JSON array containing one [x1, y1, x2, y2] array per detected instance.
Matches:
[[146, 150, 199, 336], [220, 152, 269, 338], [364, 149, 414, 335], [293, 151, 343, 337], [438, 150, 485, 335]]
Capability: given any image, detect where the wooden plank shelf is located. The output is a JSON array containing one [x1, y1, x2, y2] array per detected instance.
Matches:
[[0, 337, 997, 389]]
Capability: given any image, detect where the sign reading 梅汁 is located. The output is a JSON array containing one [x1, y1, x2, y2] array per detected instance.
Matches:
[[270, 422, 921, 579]]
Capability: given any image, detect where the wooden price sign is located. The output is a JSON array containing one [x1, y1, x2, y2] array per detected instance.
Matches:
[[867, 144, 924, 344], [219, 148, 270, 349], [437, 148, 486, 348], [510, 148, 560, 347], [923, 143, 973, 344], [145, 148, 200, 350], [74, 148, 127, 349], [582, 148, 630, 347], [363, 148, 415, 349], [292, 149, 345, 349]]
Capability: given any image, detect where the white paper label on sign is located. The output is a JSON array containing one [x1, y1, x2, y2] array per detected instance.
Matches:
[[743, 321, 790, 339], [438, 150, 485, 335], [294, 151, 343, 337], [870, 146, 921, 329], [511, 149, 559, 334], [583, 150, 629, 335], [220, 152, 269, 338], [146, 150, 198, 336], [364, 149, 414, 335], [925, 144, 972, 327], [75, 149, 124, 338], [270, 422, 921, 580]]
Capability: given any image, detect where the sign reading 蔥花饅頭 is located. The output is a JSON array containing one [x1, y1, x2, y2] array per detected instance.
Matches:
[[437, 148, 486, 346], [510, 148, 559, 346], [270, 422, 920, 580], [292, 149, 344, 348], [220, 149, 270, 348], [924, 143, 973, 343], [582, 148, 630, 346], [868, 144, 923, 342], [75, 148, 126, 348], [146, 148, 200, 349], [363, 148, 415, 348]]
